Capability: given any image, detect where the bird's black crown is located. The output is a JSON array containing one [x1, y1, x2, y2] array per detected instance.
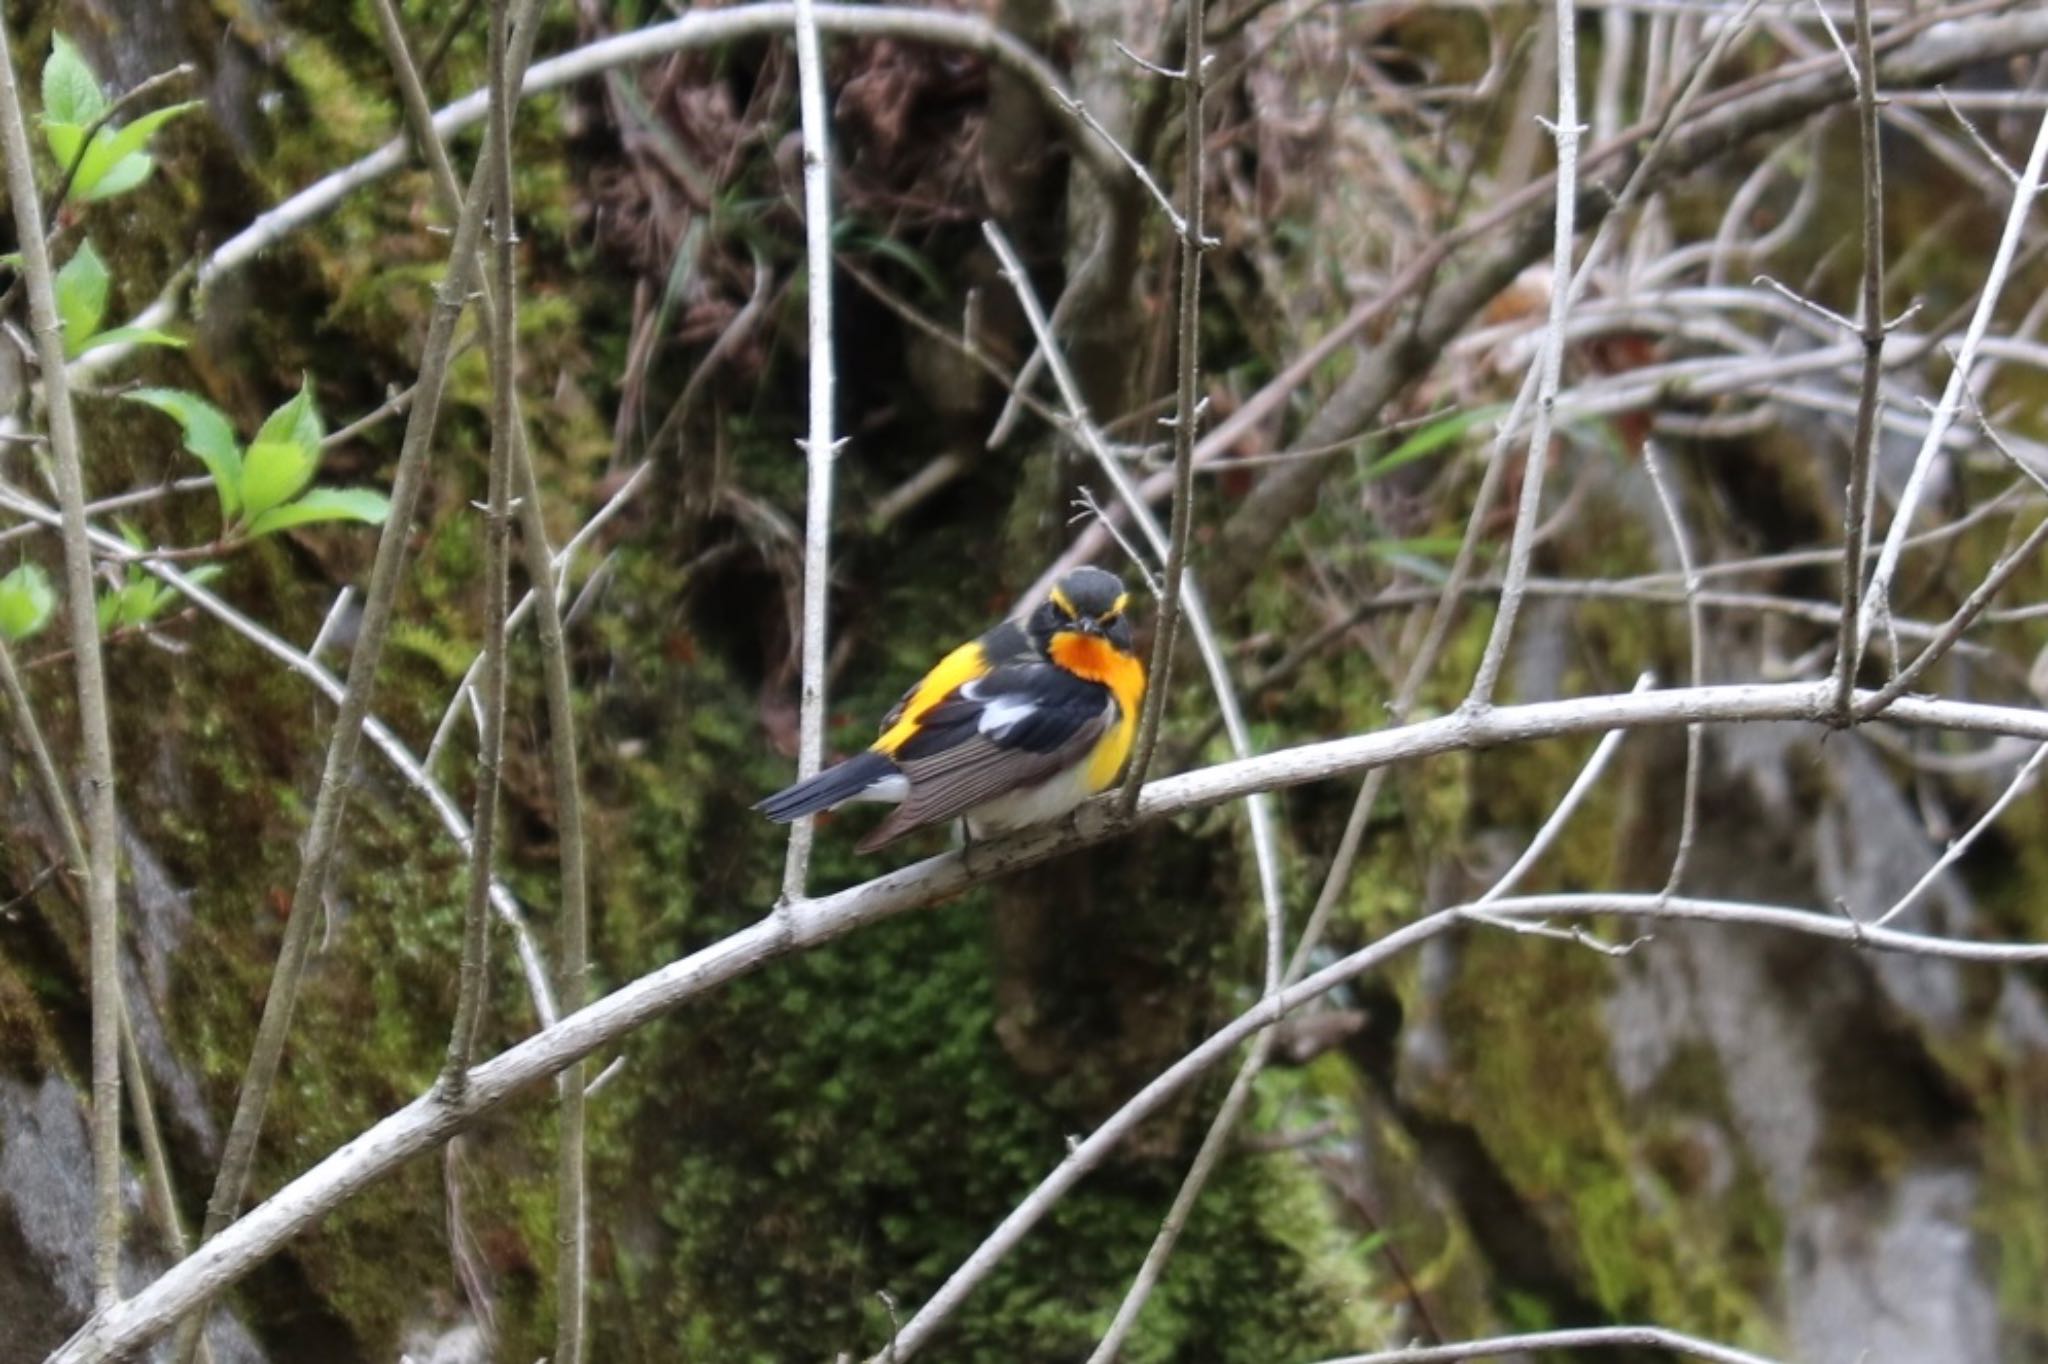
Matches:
[[1053, 567, 1126, 618], [1026, 566, 1134, 655]]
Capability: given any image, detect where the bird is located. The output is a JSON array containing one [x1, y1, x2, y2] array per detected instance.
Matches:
[[756, 566, 1147, 852]]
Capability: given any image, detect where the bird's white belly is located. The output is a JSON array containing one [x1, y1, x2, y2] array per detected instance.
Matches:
[[964, 760, 1098, 836]]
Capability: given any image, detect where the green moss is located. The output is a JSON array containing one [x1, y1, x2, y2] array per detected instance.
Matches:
[[1424, 933, 1782, 1351]]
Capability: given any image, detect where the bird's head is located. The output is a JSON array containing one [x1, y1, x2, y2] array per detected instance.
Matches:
[[1028, 566, 1135, 657]]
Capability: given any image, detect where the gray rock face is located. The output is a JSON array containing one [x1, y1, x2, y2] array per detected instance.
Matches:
[[0, 1076, 269, 1363]]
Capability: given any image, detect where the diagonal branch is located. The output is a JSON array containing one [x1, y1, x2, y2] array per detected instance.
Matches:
[[186, 0, 552, 1304], [1857, 102, 2048, 652], [51, 677, 2048, 1364]]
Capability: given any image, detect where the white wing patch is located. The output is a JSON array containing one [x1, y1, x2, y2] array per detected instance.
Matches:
[[976, 695, 1038, 740]]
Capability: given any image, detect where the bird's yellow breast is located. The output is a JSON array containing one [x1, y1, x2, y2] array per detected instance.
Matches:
[[1049, 633, 1147, 791]]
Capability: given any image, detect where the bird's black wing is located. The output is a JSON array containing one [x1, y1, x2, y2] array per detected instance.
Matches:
[[875, 619, 1033, 735], [857, 659, 1110, 849]]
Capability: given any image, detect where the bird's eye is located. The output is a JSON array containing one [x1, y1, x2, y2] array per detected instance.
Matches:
[[1049, 587, 1078, 620], [1096, 610, 1120, 627]]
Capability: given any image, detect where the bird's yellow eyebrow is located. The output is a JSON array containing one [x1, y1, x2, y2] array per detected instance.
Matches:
[[1050, 586, 1077, 616], [1101, 592, 1129, 619]]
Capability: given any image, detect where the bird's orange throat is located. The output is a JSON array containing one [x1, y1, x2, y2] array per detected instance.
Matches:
[[1049, 633, 1146, 719]]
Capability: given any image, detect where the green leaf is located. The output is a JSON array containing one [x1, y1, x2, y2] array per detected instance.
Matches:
[[125, 387, 242, 519], [244, 488, 390, 538], [0, 563, 56, 641], [73, 325, 185, 355], [76, 101, 197, 203], [238, 378, 324, 521], [1363, 404, 1506, 482], [41, 36, 103, 129], [54, 239, 108, 356], [43, 120, 85, 180], [99, 580, 164, 632], [77, 145, 152, 202]]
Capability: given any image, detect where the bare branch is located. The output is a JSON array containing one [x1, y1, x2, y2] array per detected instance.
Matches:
[[1878, 741, 2048, 929], [1859, 103, 2048, 652], [182, 4, 1118, 310], [0, 9, 126, 1309], [780, 0, 840, 904], [1832, 0, 1888, 713], [1642, 445, 1704, 893], [1120, 0, 1209, 813], [185, 0, 552, 1294], [1464, 0, 1583, 708], [443, 0, 522, 1095], [48, 678, 2048, 1364], [1479, 674, 1655, 905], [1303, 1324, 1784, 1364]]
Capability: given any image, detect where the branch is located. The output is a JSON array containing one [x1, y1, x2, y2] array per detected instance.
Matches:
[[1876, 740, 2048, 928], [325, 1, 604, 1348], [0, 9, 127, 1310], [1642, 445, 1703, 892], [1858, 101, 2048, 652], [1118, 0, 1207, 814], [1831, 0, 1887, 712], [0, 480, 563, 1030], [1043, 4, 2048, 611], [50, 678, 2048, 1364], [0, 640, 212, 1363], [1464, 0, 1583, 708], [780, 0, 839, 903], [1304, 1324, 1784, 1364], [443, 0, 521, 1094], [876, 871, 2048, 1362], [183, 4, 1117, 311], [185, 0, 552, 1305]]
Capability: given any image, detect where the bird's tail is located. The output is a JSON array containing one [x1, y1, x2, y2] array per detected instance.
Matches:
[[755, 750, 900, 823]]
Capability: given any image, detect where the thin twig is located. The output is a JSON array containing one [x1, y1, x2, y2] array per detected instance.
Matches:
[[985, 216, 1292, 1360], [1304, 1323, 1783, 1364], [1642, 445, 1703, 893], [1833, 0, 1887, 715], [1859, 102, 2048, 653], [0, 11, 125, 1310], [780, 0, 839, 904], [1090, 0, 1231, 1340], [1118, 0, 1207, 817], [182, 0, 551, 1331], [425, 463, 650, 772], [1876, 741, 2048, 928], [443, 0, 519, 1098], [0, 638, 212, 1363], [0, 481, 564, 1035], [50, 679, 2048, 1364], [1464, 0, 1582, 708], [1477, 674, 1655, 905], [1855, 508, 2048, 718], [367, 7, 595, 1350]]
